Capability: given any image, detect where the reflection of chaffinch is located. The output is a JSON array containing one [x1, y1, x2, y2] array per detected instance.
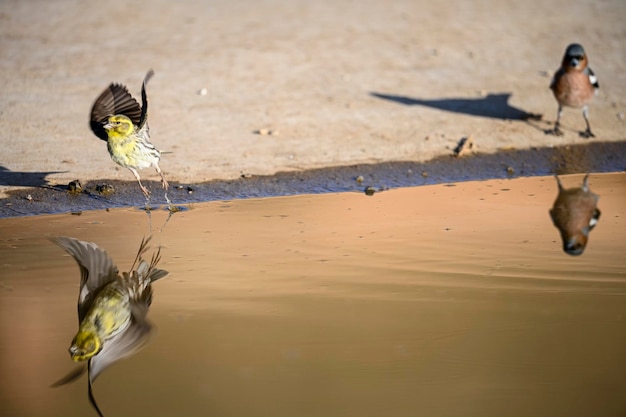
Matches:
[[549, 174, 601, 256], [548, 43, 599, 138]]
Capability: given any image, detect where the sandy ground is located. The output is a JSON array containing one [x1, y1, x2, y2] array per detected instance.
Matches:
[[1, 0, 625, 199], [1, 174, 625, 416]]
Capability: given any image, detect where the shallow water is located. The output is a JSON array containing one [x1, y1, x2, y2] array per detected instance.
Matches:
[[1, 174, 625, 417]]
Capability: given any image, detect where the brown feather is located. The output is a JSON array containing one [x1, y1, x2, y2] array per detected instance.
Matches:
[[89, 71, 154, 141]]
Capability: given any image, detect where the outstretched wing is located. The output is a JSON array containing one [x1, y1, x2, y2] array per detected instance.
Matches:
[[138, 69, 154, 130], [90, 83, 143, 141], [51, 237, 119, 323]]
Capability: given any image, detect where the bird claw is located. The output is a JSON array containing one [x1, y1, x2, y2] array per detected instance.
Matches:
[[522, 112, 543, 121], [579, 129, 595, 139], [545, 127, 563, 136]]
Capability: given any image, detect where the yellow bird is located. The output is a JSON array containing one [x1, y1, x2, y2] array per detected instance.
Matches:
[[90, 70, 169, 197], [51, 236, 168, 416]]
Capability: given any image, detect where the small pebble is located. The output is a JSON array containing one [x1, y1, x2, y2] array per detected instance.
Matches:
[[68, 180, 83, 194], [95, 183, 115, 196], [453, 135, 476, 157], [253, 129, 279, 136]]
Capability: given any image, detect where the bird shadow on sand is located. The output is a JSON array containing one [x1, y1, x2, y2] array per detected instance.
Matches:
[[370, 92, 544, 123], [0, 166, 65, 188]]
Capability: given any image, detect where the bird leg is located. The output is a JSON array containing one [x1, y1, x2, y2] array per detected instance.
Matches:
[[154, 163, 173, 208], [580, 106, 595, 138], [154, 163, 169, 190], [546, 105, 564, 136], [128, 167, 151, 197]]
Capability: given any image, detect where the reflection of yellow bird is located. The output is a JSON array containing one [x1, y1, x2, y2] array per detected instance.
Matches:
[[51, 236, 168, 416], [90, 70, 169, 197], [549, 174, 601, 256]]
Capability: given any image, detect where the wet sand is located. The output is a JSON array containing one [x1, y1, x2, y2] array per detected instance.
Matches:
[[2, 140, 625, 218], [1, 174, 625, 417]]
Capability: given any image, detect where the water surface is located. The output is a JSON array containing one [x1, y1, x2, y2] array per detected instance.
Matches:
[[1, 174, 625, 417]]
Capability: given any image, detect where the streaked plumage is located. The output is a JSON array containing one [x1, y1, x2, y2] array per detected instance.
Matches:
[[549, 174, 601, 256], [90, 70, 169, 197], [51, 236, 168, 416]]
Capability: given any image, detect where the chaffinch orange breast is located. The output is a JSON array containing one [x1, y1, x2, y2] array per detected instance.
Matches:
[[548, 43, 599, 138]]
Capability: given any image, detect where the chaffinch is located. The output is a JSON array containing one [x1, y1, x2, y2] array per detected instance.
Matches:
[[548, 43, 599, 138]]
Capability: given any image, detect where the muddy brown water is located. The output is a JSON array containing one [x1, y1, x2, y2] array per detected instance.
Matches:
[[1, 174, 625, 417]]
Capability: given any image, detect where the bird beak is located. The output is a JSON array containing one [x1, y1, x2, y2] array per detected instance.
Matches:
[[564, 235, 586, 256], [103, 122, 113, 129], [570, 58, 579, 67], [69, 345, 79, 358]]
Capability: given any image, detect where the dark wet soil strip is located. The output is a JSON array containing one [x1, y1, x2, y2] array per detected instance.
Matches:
[[1, 141, 624, 218]]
